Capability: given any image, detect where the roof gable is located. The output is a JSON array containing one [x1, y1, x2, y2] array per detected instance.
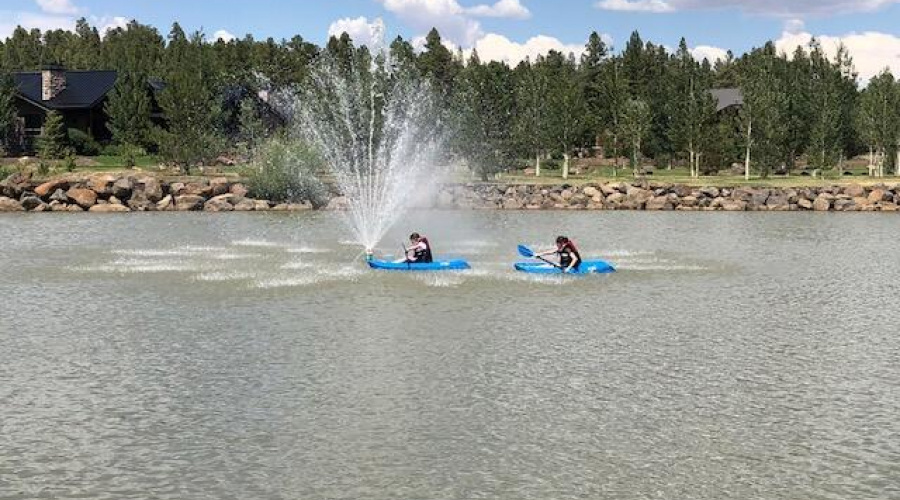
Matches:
[[14, 70, 118, 110]]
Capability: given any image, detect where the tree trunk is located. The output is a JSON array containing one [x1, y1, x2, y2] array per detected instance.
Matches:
[[612, 134, 619, 177], [562, 153, 569, 180], [689, 144, 695, 179], [896, 147, 900, 177], [535, 152, 541, 177], [869, 147, 874, 176], [744, 119, 752, 181]]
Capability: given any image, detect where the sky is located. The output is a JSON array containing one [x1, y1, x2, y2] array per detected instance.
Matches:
[[2, 0, 900, 82]]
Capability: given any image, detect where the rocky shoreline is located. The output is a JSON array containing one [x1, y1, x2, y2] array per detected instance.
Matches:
[[2, 172, 900, 213]]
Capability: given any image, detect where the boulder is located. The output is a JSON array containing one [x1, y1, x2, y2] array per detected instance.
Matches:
[[699, 186, 720, 198], [20, 196, 44, 211], [582, 186, 600, 198], [797, 198, 813, 210], [812, 196, 832, 211], [680, 195, 699, 207], [66, 187, 98, 208], [108, 196, 123, 206], [325, 196, 349, 211], [111, 177, 134, 199], [49, 201, 68, 211], [49, 188, 69, 203], [30, 203, 50, 212], [156, 194, 174, 211], [204, 197, 234, 212], [135, 177, 163, 202], [0, 196, 25, 212], [233, 198, 256, 211], [230, 183, 249, 198], [646, 195, 674, 211], [766, 193, 790, 211], [625, 186, 653, 206], [169, 182, 186, 196], [183, 182, 212, 197], [560, 189, 574, 201], [88, 204, 130, 213], [502, 197, 524, 210], [599, 183, 618, 196], [606, 192, 626, 205], [868, 188, 889, 203], [833, 198, 855, 211], [175, 195, 206, 211], [87, 174, 117, 196], [34, 179, 69, 198], [254, 200, 272, 211], [844, 185, 865, 198], [722, 200, 747, 211], [65, 204, 85, 212], [127, 192, 155, 211], [881, 203, 899, 212], [1, 171, 33, 198], [210, 177, 230, 196]]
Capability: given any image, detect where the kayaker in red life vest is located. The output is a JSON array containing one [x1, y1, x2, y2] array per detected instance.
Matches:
[[536, 236, 582, 273], [404, 232, 434, 264]]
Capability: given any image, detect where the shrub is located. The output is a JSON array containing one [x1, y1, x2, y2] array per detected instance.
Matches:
[[247, 138, 327, 206], [119, 143, 145, 168], [67, 129, 101, 156], [38, 111, 69, 159], [63, 154, 77, 172]]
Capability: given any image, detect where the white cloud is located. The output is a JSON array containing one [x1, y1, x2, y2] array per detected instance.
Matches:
[[0, 12, 75, 39], [468, 33, 586, 66], [784, 18, 805, 34], [379, 0, 531, 46], [94, 15, 129, 36], [595, 0, 674, 13], [35, 0, 79, 15], [691, 45, 728, 62], [776, 30, 900, 84], [466, 0, 531, 19], [327, 17, 385, 46], [212, 29, 237, 42], [596, 0, 899, 16]]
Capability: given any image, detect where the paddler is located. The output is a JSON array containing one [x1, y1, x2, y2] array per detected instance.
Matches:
[[535, 236, 581, 273], [404, 232, 433, 264]]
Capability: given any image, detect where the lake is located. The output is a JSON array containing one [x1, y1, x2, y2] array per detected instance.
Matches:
[[1, 211, 898, 500]]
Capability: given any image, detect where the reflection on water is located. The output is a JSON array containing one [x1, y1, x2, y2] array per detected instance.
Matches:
[[1, 211, 898, 500]]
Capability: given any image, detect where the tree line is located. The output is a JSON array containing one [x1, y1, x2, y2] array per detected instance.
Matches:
[[1, 19, 899, 178]]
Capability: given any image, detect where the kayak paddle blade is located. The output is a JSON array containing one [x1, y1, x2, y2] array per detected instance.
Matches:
[[517, 245, 535, 258]]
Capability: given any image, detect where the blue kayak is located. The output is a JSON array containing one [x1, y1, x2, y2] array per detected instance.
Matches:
[[514, 259, 616, 275], [367, 258, 471, 271]]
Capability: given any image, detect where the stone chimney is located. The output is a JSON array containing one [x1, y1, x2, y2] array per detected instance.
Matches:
[[41, 65, 66, 101]]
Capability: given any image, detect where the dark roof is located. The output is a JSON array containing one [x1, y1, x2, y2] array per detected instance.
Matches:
[[710, 88, 744, 112], [13, 70, 118, 110]]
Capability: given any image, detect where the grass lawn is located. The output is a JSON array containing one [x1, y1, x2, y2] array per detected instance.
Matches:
[[474, 166, 899, 188]]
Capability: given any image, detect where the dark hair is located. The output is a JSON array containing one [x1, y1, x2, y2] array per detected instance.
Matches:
[[410, 232, 421, 240], [556, 236, 569, 245]]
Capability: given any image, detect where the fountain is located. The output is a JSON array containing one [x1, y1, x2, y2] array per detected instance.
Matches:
[[269, 20, 445, 252]]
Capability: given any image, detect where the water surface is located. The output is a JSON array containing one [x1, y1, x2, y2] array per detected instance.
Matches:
[[1, 212, 898, 500]]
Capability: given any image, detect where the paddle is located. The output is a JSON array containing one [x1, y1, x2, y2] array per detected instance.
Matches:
[[518, 244, 562, 269]]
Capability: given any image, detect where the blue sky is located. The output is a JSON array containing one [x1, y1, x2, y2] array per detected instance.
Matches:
[[2, 0, 900, 80]]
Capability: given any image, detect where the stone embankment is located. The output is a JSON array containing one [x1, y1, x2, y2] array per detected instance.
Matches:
[[435, 182, 900, 212], [3, 172, 900, 213], [0, 172, 314, 213]]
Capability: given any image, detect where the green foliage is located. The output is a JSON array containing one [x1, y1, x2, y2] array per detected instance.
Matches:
[[38, 111, 70, 160], [63, 153, 77, 172], [105, 69, 154, 148], [622, 98, 651, 170], [67, 128, 100, 155], [154, 27, 223, 173], [246, 137, 326, 205], [0, 71, 16, 153]]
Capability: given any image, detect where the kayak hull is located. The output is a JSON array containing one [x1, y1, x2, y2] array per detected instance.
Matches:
[[368, 258, 471, 271], [514, 259, 615, 275]]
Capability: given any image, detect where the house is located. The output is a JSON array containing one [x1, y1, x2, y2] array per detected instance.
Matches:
[[12, 65, 118, 152]]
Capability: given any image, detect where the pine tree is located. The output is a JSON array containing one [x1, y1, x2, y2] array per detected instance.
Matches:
[[543, 51, 587, 180], [581, 32, 609, 150], [855, 71, 896, 177], [38, 110, 69, 159], [670, 39, 717, 178], [0, 70, 17, 154], [740, 43, 789, 179], [155, 28, 222, 173], [105, 70, 154, 148], [512, 58, 550, 176], [599, 56, 630, 176]]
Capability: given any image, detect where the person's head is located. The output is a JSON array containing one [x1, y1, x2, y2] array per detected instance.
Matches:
[[409, 232, 421, 243], [556, 236, 569, 247]]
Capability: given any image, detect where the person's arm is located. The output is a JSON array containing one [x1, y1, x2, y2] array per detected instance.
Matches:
[[535, 248, 556, 257], [564, 253, 580, 273]]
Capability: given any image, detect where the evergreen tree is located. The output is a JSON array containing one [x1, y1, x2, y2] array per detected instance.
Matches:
[[38, 110, 69, 159], [543, 51, 587, 179], [155, 28, 222, 173], [806, 40, 846, 172], [451, 52, 516, 181], [512, 58, 550, 176], [599, 56, 630, 176], [855, 71, 897, 177], [581, 32, 609, 149], [0, 70, 17, 154], [105, 69, 154, 148], [740, 43, 789, 179]]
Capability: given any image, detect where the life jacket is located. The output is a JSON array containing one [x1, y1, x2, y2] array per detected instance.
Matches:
[[414, 237, 433, 263], [557, 240, 581, 267]]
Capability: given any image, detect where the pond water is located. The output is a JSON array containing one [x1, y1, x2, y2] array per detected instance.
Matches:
[[1, 211, 898, 500]]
